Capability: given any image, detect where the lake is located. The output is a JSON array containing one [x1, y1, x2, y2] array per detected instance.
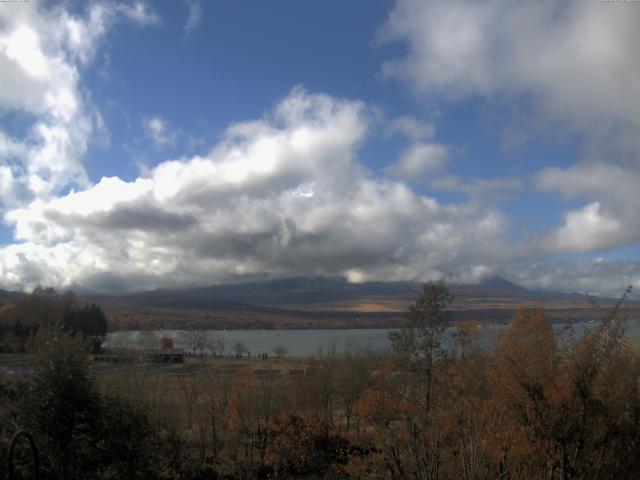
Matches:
[[105, 320, 640, 357]]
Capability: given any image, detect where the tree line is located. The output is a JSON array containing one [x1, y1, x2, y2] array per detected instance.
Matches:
[[0, 287, 107, 353]]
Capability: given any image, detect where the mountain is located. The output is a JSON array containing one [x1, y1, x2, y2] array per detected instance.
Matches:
[[2, 275, 629, 330], [85, 274, 614, 312], [191, 276, 418, 306], [111, 289, 290, 313], [77, 275, 636, 330], [474, 275, 528, 293]]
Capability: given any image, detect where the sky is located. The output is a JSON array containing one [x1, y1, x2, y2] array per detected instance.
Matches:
[[0, 0, 639, 296]]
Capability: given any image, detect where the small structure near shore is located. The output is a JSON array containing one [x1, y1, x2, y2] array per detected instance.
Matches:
[[146, 348, 184, 364]]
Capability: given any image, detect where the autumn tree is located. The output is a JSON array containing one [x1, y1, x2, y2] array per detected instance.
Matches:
[[60, 302, 108, 352], [264, 413, 351, 479], [179, 329, 208, 355], [488, 307, 558, 477], [389, 280, 453, 417], [206, 331, 226, 357], [195, 367, 232, 458], [297, 353, 338, 426], [0, 287, 79, 352], [336, 349, 375, 432], [17, 341, 165, 479]]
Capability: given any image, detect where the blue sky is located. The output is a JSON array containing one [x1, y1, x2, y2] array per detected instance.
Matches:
[[0, 0, 639, 295]]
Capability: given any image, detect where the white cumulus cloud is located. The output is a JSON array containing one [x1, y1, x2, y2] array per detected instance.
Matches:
[[0, 88, 516, 293], [0, 0, 159, 210], [143, 116, 177, 148], [380, 0, 640, 156], [387, 142, 449, 179], [378, 0, 640, 296]]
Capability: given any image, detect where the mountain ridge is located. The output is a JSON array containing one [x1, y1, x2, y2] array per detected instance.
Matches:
[[101, 275, 609, 307], [2, 277, 634, 330]]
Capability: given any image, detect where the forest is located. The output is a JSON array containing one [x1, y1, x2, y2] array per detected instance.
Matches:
[[0, 282, 639, 479]]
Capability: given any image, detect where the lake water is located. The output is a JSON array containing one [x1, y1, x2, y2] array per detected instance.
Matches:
[[105, 320, 640, 357], [106, 328, 392, 357]]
